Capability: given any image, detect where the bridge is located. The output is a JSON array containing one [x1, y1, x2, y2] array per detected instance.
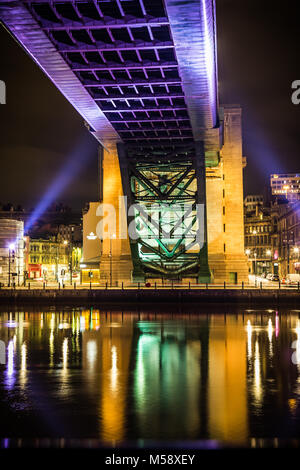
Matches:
[[0, 0, 247, 283]]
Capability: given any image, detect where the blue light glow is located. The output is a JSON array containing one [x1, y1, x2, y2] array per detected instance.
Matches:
[[25, 134, 96, 233]]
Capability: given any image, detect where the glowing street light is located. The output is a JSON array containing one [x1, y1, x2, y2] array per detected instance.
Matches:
[[266, 249, 272, 275], [253, 229, 257, 277], [8, 243, 16, 287], [109, 233, 116, 288]]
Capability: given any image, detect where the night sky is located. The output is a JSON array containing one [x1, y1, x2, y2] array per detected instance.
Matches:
[[0, 0, 299, 210]]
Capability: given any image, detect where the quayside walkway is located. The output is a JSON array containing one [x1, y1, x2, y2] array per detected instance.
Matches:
[[0, 284, 299, 305]]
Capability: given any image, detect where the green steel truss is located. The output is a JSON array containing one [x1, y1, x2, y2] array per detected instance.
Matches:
[[117, 142, 211, 281]]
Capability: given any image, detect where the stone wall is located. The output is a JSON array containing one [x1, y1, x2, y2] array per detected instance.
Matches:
[[207, 106, 248, 283]]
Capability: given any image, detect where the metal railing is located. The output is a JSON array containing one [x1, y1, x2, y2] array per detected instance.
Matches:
[[1, 279, 300, 291]]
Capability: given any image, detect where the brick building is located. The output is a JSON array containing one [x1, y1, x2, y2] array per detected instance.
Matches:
[[244, 204, 274, 276]]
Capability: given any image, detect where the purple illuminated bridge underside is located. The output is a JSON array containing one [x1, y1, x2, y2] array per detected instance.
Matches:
[[0, 0, 220, 152]]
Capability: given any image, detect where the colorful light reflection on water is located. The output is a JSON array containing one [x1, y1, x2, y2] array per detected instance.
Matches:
[[0, 308, 300, 445]]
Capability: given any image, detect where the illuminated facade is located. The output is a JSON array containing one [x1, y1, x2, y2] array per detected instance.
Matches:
[[244, 195, 263, 213], [0, 0, 247, 283], [25, 236, 75, 281], [81, 202, 101, 284], [0, 219, 24, 286], [275, 201, 300, 277], [271, 173, 300, 200], [244, 206, 275, 275]]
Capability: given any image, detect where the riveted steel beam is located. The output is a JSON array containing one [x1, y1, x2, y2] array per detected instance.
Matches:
[[40, 18, 170, 29], [93, 92, 184, 100], [56, 40, 174, 52], [102, 105, 186, 112], [70, 61, 177, 71], [83, 78, 181, 87]]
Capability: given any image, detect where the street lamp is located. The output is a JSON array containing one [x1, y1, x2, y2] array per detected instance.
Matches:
[[253, 229, 257, 277], [245, 249, 251, 279], [8, 243, 15, 287], [70, 227, 74, 286], [62, 240, 69, 284], [109, 233, 116, 287], [23, 236, 27, 286], [287, 230, 294, 275], [266, 249, 272, 275], [293, 247, 299, 272]]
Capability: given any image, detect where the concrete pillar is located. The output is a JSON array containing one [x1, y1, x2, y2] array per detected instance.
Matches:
[[195, 142, 211, 283], [207, 105, 248, 283], [99, 144, 133, 284]]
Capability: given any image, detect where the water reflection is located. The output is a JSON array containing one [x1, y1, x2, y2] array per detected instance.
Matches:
[[208, 316, 248, 444], [0, 309, 300, 444]]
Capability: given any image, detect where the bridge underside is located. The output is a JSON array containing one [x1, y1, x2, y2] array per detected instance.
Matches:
[[0, 1, 248, 282]]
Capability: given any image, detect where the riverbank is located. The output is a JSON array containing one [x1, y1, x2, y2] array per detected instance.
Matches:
[[0, 288, 299, 305]]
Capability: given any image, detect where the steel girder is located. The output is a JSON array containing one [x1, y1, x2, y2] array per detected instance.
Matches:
[[117, 141, 210, 281], [0, 1, 220, 149]]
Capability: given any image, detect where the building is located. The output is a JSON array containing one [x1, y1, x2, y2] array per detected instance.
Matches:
[[81, 203, 101, 285], [275, 201, 300, 277], [244, 195, 263, 213], [244, 204, 275, 276], [25, 236, 81, 282], [271, 173, 300, 201], [58, 223, 82, 245], [0, 219, 24, 286]]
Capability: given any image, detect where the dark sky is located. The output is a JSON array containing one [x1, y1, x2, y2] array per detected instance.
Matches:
[[0, 0, 299, 210]]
